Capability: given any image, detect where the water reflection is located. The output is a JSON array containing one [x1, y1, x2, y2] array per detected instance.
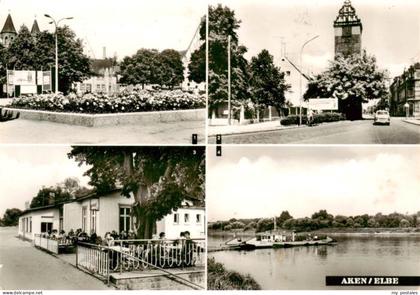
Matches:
[[209, 234, 420, 290]]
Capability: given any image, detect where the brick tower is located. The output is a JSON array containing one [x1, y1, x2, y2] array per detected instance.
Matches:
[[1, 13, 17, 48], [333, 0, 362, 58]]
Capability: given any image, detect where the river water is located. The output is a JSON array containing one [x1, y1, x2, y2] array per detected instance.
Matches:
[[208, 233, 420, 290]]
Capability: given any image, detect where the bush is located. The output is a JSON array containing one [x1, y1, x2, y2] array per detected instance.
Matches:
[[207, 257, 261, 290], [9, 89, 205, 114], [280, 112, 345, 126]]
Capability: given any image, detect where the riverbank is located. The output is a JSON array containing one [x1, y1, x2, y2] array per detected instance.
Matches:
[[207, 257, 261, 290], [209, 227, 420, 237]]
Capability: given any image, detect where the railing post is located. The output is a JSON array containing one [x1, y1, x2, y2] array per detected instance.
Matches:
[[76, 244, 78, 268], [119, 242, 122, 274]]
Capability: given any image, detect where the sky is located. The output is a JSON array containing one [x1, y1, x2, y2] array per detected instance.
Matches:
[[207, 146, 420, 221], [209, 0, 420, 104], [0, 146, 90, 216], [0, 0, 207, 59]]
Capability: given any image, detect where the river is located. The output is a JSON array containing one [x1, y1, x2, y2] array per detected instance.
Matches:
[[208, 233, 420, 290]]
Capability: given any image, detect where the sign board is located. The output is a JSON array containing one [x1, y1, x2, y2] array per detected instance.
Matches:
[[21, 85, 37, 94], [90, 198, 100, 211], [13, 71, 36, 85], [308, 98, 338, 110], [43, 71, 52, 91]]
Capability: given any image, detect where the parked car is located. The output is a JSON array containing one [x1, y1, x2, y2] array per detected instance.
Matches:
[[373, 110, 390, 125]]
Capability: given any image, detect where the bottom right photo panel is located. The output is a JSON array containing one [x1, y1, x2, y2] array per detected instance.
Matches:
[[207, 146, 420, 291]]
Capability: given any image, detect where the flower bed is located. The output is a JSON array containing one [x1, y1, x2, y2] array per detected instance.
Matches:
[[9, 89, 205, 114]]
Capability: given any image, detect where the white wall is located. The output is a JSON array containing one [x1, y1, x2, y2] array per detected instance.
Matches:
[[18, 208, 60, 241], [157, 206, 205, 239]]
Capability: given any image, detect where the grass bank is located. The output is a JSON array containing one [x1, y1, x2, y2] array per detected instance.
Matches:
[[207, 257, 261, 290]]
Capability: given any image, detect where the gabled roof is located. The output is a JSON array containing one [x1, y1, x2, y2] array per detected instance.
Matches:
[[334, 0, 362, 28], [31, 19, 40, 34], [1, 14, 17, 34]]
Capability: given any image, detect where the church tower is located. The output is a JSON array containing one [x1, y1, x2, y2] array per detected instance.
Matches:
[[31, 19, 41, 35], [1, 14, 17, 48], [333, 0, 362, 58]]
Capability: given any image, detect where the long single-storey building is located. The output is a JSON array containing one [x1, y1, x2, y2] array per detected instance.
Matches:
[[18, 189, 205, 240]]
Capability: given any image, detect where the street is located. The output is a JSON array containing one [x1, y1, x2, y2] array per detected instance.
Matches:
[[0, 227, 112, 290], [208, 118, 420, 144], [0, 119, 205, 144]]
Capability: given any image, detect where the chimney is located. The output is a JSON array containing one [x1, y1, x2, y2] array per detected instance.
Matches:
[[103, 47, 107, 59], [25, 201, 30, 210]]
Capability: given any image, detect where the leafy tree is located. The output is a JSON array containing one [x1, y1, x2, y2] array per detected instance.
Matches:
[[204, 4, 251, 114], [30, 186, 73, 208], [277, 211, 293, 227], [6, 25, 37, 70], [69, 146, 205, 239], [159, 49, 184, 88], [1, 208, 22, 226], [256, 218, 274, 232], [0, 43, 7, 90], [249, 49, 290, 118], [304, 50, 388, 120], [5, 26, 91, 94]]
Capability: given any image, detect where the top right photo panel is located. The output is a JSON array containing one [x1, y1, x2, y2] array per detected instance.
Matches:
[[207, 0, 420, 144]]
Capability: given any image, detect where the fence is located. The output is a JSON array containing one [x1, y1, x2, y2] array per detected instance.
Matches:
[[33, 234, 59, 254], [111, 238, 206, 272], [76, 242, 110, 282]]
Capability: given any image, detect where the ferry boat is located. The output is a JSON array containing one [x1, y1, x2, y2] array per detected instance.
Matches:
[[273, 236, 336, 248], [241, 231, 287, 249]]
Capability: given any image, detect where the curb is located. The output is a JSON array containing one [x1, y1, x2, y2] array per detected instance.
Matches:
[[402, 119, 420, 126], [208, 120, 357, 137]]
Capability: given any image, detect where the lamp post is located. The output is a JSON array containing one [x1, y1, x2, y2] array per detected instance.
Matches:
[[404, 102, 409, 118], [44, 14, 73, 94], [299, 35, 319, 126]]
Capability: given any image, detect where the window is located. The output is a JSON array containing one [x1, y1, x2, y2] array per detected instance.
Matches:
[[173, 213, 179, 224], [26, 218, 29, 233], [59, 217, 63, 232], [184, 213, 190, 224], [119, 206, 131, 232], [41, 222, 53, 233], [90, 210, 97, 233], [196, 214, 201, 224], [82, 206, 87, 232], [29, 217, 32, 233]]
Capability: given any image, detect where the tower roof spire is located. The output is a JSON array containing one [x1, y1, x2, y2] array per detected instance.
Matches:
[[334, 0, 362, 28], [1, 13, 17, 34], [31, 19, 41, 34]]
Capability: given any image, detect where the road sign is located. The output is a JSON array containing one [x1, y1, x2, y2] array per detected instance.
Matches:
[[308, 98, 339, 110]]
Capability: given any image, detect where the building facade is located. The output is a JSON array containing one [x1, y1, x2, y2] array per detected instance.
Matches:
[[333, 0, 363, 58], [0, 14, 17, 48], [18, 190, 205, 241], [390, 63, 420, 117], [75, 57, 119, 95]]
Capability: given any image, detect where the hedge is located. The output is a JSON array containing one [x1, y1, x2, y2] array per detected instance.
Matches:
[[280, 112, 345, 126]]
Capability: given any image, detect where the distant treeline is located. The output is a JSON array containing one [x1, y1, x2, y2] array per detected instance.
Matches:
[[208, 210, 420, 233]]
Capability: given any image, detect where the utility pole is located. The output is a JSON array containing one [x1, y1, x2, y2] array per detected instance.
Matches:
[[227, 35, 231, 125]]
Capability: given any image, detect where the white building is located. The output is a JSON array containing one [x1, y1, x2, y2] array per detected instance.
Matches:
[[18, 190, 205, 241]]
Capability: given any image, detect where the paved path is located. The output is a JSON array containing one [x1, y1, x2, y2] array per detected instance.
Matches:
[[0, 119, 205, 144], [0, 227, 112, 290], [208, 118, 420, 144]]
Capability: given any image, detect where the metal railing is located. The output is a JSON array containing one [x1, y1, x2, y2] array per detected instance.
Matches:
[[111, 238, 206, 271], [75, 238, 205, 287], [76, 242, 110, 281], [34, 234, 59, 254]]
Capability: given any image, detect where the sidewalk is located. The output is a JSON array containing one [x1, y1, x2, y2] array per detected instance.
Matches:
[[402, 118, 420, 126], [208, 120, 295, 136]]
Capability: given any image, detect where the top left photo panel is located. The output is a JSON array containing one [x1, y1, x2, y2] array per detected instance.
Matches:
[[0, 0, 207, 145]]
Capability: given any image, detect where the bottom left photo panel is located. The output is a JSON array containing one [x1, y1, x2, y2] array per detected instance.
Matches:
[[0, 145, 206, 290]]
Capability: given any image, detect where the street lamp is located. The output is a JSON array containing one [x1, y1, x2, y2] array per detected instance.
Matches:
[[44, 14, 73, 94], [227, 35, 231, 125], [299, 35, 319, 126]]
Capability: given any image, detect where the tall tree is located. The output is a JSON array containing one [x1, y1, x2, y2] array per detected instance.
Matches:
[[159, 49, 184, 88], [119, 49, 162, 88], [30, 186, 73, 208], [250, 49, 290, 118], [1, 208, 23, 226], [69, 146, 205, 239], [6, 25, 37, 70], [5, 25, 91, 94], [191, 5, 250, 115], [304, 50, 388, 120]]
